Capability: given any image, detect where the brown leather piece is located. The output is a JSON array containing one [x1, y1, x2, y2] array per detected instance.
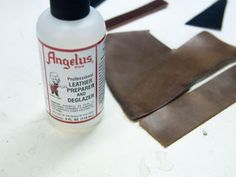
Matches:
[[106, 31, 236, 120], [105, 30, 171, 114], [105, 0, 168, 31], [140, 65, 236, 147]]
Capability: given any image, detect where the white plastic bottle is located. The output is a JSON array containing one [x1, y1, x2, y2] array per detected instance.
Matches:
[[36, 0, 106, 132]]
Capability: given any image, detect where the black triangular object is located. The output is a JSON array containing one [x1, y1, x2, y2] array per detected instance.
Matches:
[[90, 0, 106, 7], [186, 0, 227, 30]]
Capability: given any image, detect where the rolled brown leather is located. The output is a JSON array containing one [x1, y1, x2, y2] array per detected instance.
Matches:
[[106, 30, 171, 114], [105, 0, 168, 31], [106, 31, 236, 120], [140, 65, 236, 147]]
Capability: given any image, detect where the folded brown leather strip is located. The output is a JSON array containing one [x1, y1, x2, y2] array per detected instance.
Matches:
[[140, 65, 236, 147], [105, 0, 168, 31], [106, 31, 236, 120], [106, 30, 171, 113]]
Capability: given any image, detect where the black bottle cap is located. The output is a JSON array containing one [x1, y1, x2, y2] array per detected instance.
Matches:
[[50, 0, 90, 20]]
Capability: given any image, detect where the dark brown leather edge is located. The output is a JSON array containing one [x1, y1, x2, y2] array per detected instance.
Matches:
[[105, 0, 168, 31]]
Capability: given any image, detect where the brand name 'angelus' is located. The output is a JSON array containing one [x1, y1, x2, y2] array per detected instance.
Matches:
[[46, 51, 93, 69]]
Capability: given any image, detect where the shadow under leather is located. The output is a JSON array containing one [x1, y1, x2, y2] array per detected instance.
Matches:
[[0, 111, 96, 177]]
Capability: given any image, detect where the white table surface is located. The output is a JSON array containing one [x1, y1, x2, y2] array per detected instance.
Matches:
[[0, 0, 236, 177]]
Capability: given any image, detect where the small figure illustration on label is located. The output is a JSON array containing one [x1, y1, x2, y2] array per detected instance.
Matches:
[[49, 72, 66, 98]]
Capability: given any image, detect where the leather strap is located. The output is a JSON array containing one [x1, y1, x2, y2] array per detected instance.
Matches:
[[140, 65, 236, 147], [105, 0, 168, 31]]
